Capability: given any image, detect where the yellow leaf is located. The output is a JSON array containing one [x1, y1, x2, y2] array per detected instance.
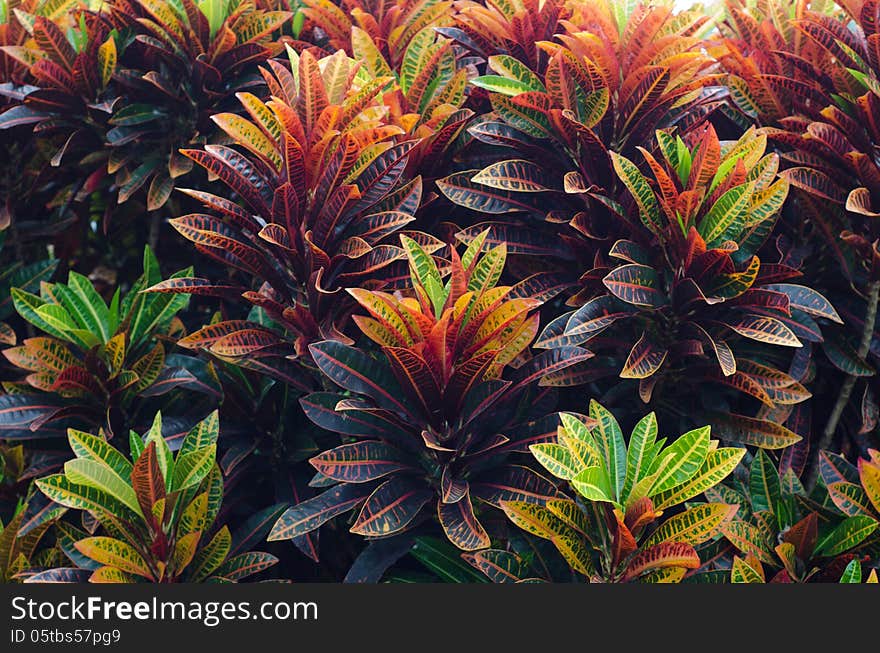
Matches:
[[97, 37, 116, 87], [171, 531, 201, 577], [643, 503, 738, 547], [858, 459, 880, 515], [75, 537, 152, 579], [731, 555, 764, 583], [211, 113, 282, 171]]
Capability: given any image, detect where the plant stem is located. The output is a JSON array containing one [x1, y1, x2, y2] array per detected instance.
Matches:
[[805, 278, 880, 491]]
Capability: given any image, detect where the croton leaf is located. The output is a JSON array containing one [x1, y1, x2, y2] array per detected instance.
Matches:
[[602, 265, 666, 308], [350, 476, 433, 537]]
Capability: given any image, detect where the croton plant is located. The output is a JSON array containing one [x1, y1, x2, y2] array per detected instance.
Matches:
[[268, 233, 587, 552], [0, 0, 877, 585]]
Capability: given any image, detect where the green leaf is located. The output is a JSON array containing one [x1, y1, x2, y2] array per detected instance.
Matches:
[[67, 271, 111, 342], [129, 430, 145, 461], [500, 501, 594, 576], [400, 235, 444, 315], [460, 230, 489, 270], [589, 400, 626, 499], [649, 426, 711, 495], [128, 275, 191, 350], [491, 93, 553, 139], [558, 413, 598, 450], [178, 492, 209, 537], [814, 516, 878, 557], [570, 466, 613, 503], [749, 450, 781, 514], [11, 288, 66, 340], [67, 429, 133, 481], [171, 445, 217, 493], [143, 412, 172, 490], [199, 0, 227, 37], [468, 243, 507, 295], [623, 412, 658, 502], [203, 465, 224, 530], [178, 411, 220, 457], [611, 152, 661, 234], [529, 443, 582, 481], [675, 136, 692, 185], [651, 449, 745, 512], [657, 130, 679, 171], [471, 75, 540, 96], [64, 459, 142, 517], [188, 525, 231, 582], [34, 304, 76, 333], [699, 183, 753, 245], [839, 559, 862, 583], [410, 536, 489, 583], [35, 474, 137, 522]]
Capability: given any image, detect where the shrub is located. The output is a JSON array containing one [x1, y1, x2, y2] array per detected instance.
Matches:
[[30, 410, 278, 582], [1, 246, 220, 440], [538, 124, 835, 409], [492, 402, 743, 582], [268, 234, 585, 561], [145, 47, 425, 386]]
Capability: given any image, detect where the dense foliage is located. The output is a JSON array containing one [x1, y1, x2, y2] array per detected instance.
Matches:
[[0, 0, 879, 584]]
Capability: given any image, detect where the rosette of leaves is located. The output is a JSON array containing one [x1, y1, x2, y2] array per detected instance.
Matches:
[[0, 0, 81, 86], [99, 0, 291, 209], [717, 0, 880, 485], [299, 0, 454, 67], [438, 0, 719, 283], [0, 7, 119, 191], [536, 124, 843, 420], [348, 18, 474, 176], [267, 232, 591, 558], [741, 0, 880, 272], [715, 448, 879, 582], [493, 402, 744, 583], [146, 47, 428, 384], [717, 0, 842, 126], [29, 411, 279, 582], [1, 0, 34, 87], [1, 246, 220, 439], [443, 0, 569, 72], [717, 0, 880, 279]]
